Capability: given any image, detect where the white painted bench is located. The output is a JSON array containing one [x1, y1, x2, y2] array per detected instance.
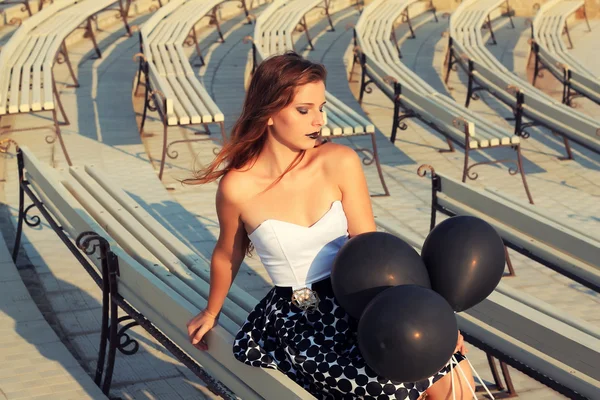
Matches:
[[249, 0, 390, 197], [416, 164, 600, 293], [353, 0, 533, 203], [530, 0, 598, 106], [0, 0, 132, 166], [136, 0, 229, 180], [14, 145, 316, 399], [375, 215, 600, 399], [448, 0, 600, 160]]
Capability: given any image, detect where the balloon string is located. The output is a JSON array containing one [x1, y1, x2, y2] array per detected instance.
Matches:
[[451, 355, 478, 399], [450, 359, 456, 400], [462, 355, 495, 400]]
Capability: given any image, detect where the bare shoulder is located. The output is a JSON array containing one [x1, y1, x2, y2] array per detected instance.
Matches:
[[317, 142, 362, 177], [217, 169, 253, 208]]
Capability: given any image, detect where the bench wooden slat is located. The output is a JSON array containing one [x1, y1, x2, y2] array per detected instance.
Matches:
[[436, 172, 600, 275], [21, 146, 316, 399], [69, 166, 249, 328], [83, 165, 257, 313]]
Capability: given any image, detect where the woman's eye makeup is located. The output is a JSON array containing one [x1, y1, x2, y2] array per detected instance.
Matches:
[[297, 106, 325, 114]]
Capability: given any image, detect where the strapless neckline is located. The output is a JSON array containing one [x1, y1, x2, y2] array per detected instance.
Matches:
[[248, 200, 342, 238]]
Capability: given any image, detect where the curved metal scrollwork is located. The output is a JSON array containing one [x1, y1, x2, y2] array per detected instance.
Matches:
[[110, 316, 141, 355], [355, 147, 375, 166], [363, 79, 375, 95], [417, 164, 435, 178], [8, 17, 23, 25], [466, 160, 519, 181], [0, 138, 18, 153], [76, 231, 110, 256], [23, 204, 41, 227]]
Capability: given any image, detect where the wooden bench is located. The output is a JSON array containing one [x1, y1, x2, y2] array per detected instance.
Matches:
[[447, 0, 600, 160], [416, 164, 600, 293], [375, 215, 600, 400], [12, 145, 317, 399], [352, 0, 533, 204], [135, 0, 234, 180], [529, 0, 598, 106], [247, 0, 390, 197], [0, 0, 132, 166]]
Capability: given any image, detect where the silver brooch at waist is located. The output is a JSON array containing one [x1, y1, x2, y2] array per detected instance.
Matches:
[[291, 287, 320, 312]]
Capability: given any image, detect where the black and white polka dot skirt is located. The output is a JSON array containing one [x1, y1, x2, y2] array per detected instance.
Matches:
[[233, 278, 465, 399]]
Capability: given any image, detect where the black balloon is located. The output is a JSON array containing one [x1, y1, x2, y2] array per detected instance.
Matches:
[[422, 215, 505, 312], [358, 285, 458, 383], [331, 231, 431, 319]]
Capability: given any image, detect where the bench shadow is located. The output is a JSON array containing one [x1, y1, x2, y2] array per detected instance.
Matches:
[[0, 203, 218, 399], [127, 193, 273, 300]]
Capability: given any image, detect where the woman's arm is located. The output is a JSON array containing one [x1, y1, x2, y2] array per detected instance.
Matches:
[[187, 174, 247, 349], [330, 144, 377, 237]]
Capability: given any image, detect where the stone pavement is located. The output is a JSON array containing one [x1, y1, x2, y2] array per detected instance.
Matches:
[[0, 227, 107, 400], [0, 1, 598, 399]]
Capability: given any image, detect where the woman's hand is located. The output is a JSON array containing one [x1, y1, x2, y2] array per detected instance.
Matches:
[[454, 331, 468, 355], [187, 309, 219, 351]]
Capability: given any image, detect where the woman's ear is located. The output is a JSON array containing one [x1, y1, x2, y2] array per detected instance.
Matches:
[[267, 117, 274, 126]]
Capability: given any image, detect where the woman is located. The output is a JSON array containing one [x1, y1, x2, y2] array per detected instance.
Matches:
[[186, 52, 475, 400]]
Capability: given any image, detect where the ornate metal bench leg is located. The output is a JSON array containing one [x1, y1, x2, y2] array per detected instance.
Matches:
[[52, 78, 70, 126], [515, 145, 533, 204], [582, 4, 591, 32], [86, 17, 103, 59], [557, 134, 574, 161], [444, 43, 456, 84], [119, 0, 133, 37], [562, 21, 573, 49], [190, 26, 206, 67], [52, 108, 72, 166], [76, 233, 120, 396], [158, 123, 168, 180], [503, 246, 516, 277], [487, 15, 497, 45], [438, 137, 455, 153], [417, 165, 438, 232], [368, 132, 389, 197], [12, 152, 26, 263], [58, 41, 80, 88]]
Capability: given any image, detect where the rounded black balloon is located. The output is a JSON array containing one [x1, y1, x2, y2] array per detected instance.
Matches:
[[358, 285, 458, 383], [422, 216, 505, 312], [331, 231, 431, 319]]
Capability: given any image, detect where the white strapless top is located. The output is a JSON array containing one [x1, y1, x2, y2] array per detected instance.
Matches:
[[248, 201, 349, 289]]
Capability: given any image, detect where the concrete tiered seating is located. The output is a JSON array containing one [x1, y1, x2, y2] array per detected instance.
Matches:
[[448, 0, 600, 160], [530, 0, 598, 106], [15, 146, 317, 399], [353, 0, 533, 203], [0, 0, 132, 165], [137, 0, 230, 180]]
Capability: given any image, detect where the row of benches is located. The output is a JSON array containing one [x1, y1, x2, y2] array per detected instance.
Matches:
[[135, 0, 231, 180], [447, 0, 600, 160], [13, 146, 316, 399], [15, 144, 600, 399], [249, 0, 390, 196], [0, 0, 132, 165], [352, 0, 534, 204], [375, 168, 600, 398], [529, 0, 599, 106]]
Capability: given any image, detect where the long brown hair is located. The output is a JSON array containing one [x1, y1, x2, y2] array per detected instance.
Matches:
[[183, 51, 327, 254]]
